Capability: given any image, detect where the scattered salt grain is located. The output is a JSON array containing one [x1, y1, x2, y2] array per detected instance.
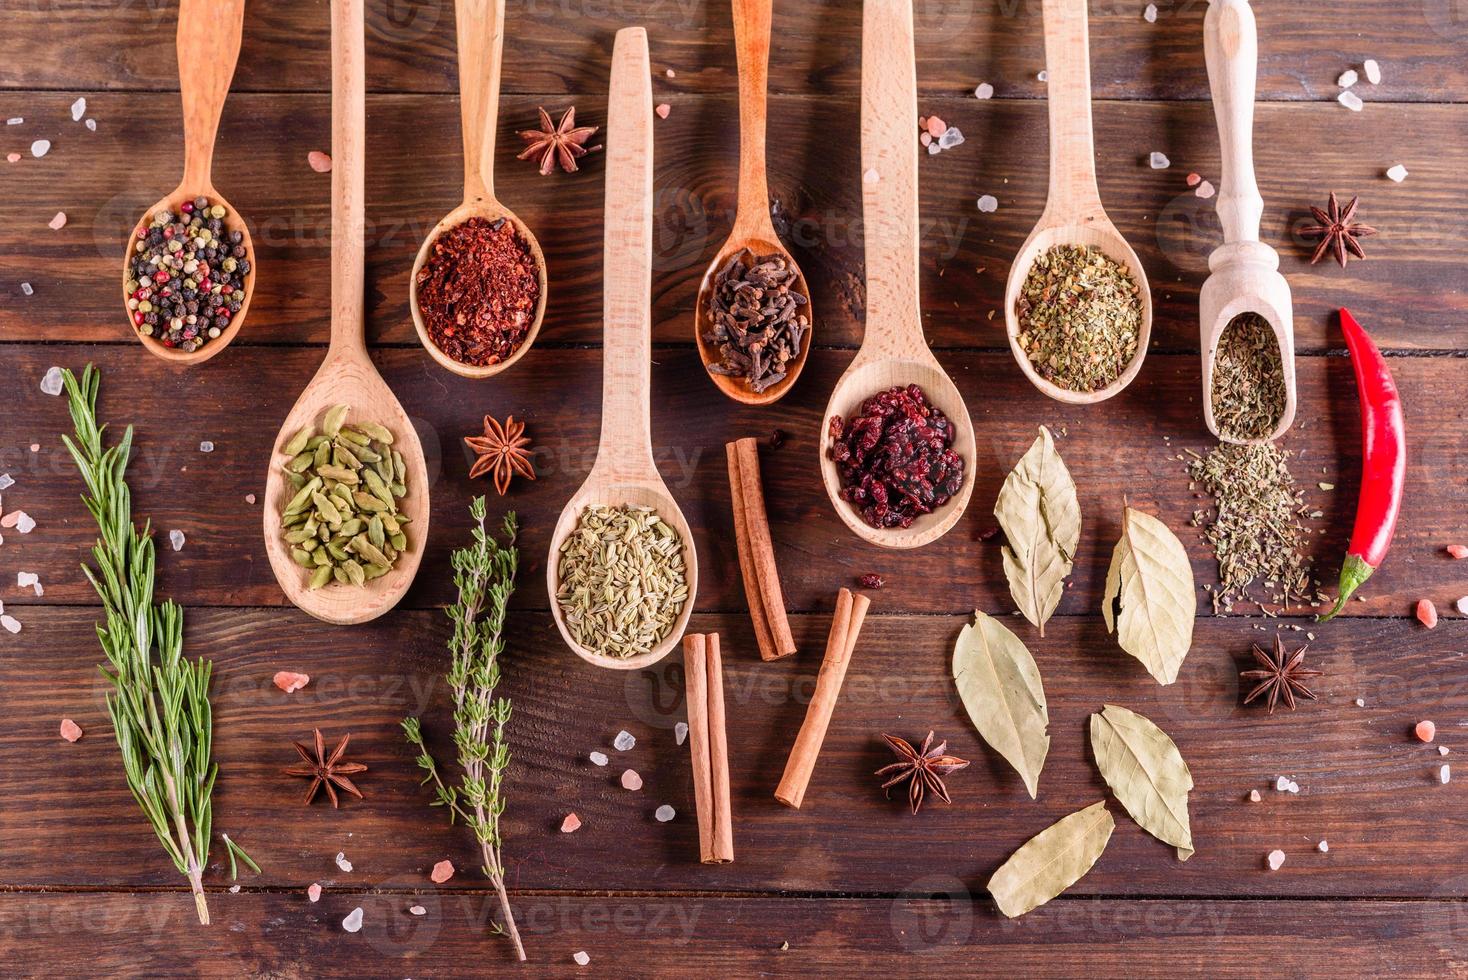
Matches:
[[1266, 849, 1286, 871], [17, 571, 38, 591], [613, 730, 636, 751], [409, 905, 426, 916], [48, 212, 67, 230], [6, 118, 21, 125], [1379, 164, 1408, 186], [430, 859, 455, 883], [1144, 3, 1158, 23], [5, 154, 18, 163], [589, 750, 609, 767], [621, 769, 643, 791], [60, 718, 83, 742], [976, 194, 999, 213], [926, 142, 941, 156], [863, 168, 880, 184], [1457, 597, 1468, 617], [1364, 59, 1382, 85], [666, 68, 676, 78], [14, 512, 34, 534], [938, 127, 965, 150], [1338, 91, 1364, 112], [1338, 69, 1359, 88], [561, 812, 582, 833], [342, 908, 363, 933], [335, 852, 354, 873], [1318, 840, 1329, 853], [1275, 776, 1289, 791], [1149, 151, 1170, 169], [71, 97, 87, 121], [1441, 764, 1452, 785], [0, 615, 18, 635], [674, 722, 688, 746], [655, 804, 676, 822], [85, 119, 96, 132], [1186, 172, 1201, 187], [246, 493, 257, 505], [974, 82, 994, 100], [1448, 545, 1468, 559], [273, 670, 310, 694], [1416, 720, 1437, 743], [1248, 789, 1262, 802], [1417, 599, 1439, 629], [307, 150, 333, 173], [199, 440, 214, 453], [1356, 698, 1366, 707], [1442, 745, 1452, 757], [573, 951, 591, 966], [169, 529, 186, 552], [31, 139, 50, 158], [28, 444, 38, 453], [0, 475, 12, 491], [655, 103, 671, 119], [20, 282, 33, 296], [1037, 69, 1048, 82], [919, 131, 932, 147], [41, 366, 64, 396], [1195, 180, 1216, 199], [308, 883, 322, 902]]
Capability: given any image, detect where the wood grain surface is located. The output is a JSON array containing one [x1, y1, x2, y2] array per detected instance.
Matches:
[[1, 0, 1465, 975]]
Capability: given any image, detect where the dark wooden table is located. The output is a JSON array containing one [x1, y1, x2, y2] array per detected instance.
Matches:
[[2, 1, 1467, 975]]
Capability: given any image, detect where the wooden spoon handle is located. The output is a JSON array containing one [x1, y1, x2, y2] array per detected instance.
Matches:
[[329, 0, 367, 356], [455, 0, 505, 203], [1040, 0, 1103, 219], [596, 27, 656, 473], [1205, 0, 1263, 245], [859, 0, 924, 358], [177, 0, 245, 190], [730, 0, 773, 239]]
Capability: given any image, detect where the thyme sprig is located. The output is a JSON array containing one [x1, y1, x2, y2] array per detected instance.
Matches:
[[402, 498, 524, 961], [61, 365, 248, 924]]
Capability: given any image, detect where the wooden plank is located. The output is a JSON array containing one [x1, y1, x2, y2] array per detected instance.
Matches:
[[0, 346, 1461, 617], [0, 0, 1463, 104], [3, 608, 1466, 896], [0, 93, 1463, 352]]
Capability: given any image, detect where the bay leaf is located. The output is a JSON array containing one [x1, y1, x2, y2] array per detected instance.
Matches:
[[952, 610, 1050, 799], [1090, 703, 1195, 861], [987, 801, 1114, 918], [1102, 506, 1196, 685], [995, 426, 1081, 636]]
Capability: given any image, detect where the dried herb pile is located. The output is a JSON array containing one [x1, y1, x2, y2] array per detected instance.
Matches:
[[1211, 312, 1286, 441], [1015, 244, 1141, 393], [703, 248, 810, 393]]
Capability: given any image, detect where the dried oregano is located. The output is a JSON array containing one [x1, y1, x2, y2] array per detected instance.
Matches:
[[1211, 312, 1286, 441]]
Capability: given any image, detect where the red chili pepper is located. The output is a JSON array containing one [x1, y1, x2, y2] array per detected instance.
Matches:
[[1319, 308, 1405, 622]]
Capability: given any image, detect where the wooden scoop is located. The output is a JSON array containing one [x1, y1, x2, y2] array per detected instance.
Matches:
[[816, 0, 976, 550], [1003, 0, 1153, 405], [693, 0, 813, 405], [261, 0, 430, 625], [546, 27, 699, 670], [409, 0, 547, 379], [1200, 0, 1296, 444], [121, 0, 255, 366]]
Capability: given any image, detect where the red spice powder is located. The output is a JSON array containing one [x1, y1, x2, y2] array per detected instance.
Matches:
[[416, 217, 541, 367]]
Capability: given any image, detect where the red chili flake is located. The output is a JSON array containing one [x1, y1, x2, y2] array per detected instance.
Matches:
[[858, 573, 885, 589], [1417, 599, 1439, 629], [974, 525, 1000, 542], [415, 217, 541, 368]]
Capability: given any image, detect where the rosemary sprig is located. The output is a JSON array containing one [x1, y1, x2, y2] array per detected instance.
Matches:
[[402, 498, 524, 961], [60, 364, 236, 925]]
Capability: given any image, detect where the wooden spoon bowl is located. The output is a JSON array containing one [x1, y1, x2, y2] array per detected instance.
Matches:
[[122, 0, 253, 367], [409, 0, 547, 380], [546, 27, 698, 670], [263, 0, 429, 625]]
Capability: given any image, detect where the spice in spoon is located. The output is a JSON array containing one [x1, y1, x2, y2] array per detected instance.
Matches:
[[1015, 244, 1141, 393], [416, 216, 541, 368], [703, 248, 810, 393], [1211, 312, 1287, 441], [125, 196, 249, 353]]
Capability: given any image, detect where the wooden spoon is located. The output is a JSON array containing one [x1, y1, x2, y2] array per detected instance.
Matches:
[[546, 27, 699, 670], [409, 0, 547, 379], [815, 0, 976, 550], [1003, 0, 1154, 405], [1200, 0, 1296, 444], [121, 0, 255, 367], [261, 0, 429, 625], [692, 0, 813, 405]]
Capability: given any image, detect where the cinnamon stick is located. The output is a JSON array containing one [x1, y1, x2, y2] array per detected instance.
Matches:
[[705, 633, 734, 863], [774, 588, 872, 809], [726, 438, 796, 661], [683, 632, 734, 863]]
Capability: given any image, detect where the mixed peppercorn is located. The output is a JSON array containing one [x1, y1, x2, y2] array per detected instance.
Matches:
[[126, 196, 249, 353]]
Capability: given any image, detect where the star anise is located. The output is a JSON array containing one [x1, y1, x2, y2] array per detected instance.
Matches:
[[517, 106, 602, 175], [1241, 636, 1322, 713], [875, 731, 970, 814], [1300, 192, 1378, 267], [465, 414, 536, 496], [284, 728, 367, 808]]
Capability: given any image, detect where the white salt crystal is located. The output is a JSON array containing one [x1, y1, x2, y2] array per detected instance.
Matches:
[[71, 97, 86, 121], [342, 907, 364, 933], [1288, 781, 1299, 794], [1037, 69, 1048, 82], [48, 211, 67, 230], [1195, 180, 1216, 199], [1144, 3, 1158, 23], [17, 572, 37, 590], [655, 805, 676, 823], [926, 142, 941, 156], [1266, 849, 1286, 871], [573, 951, 591, 966], [1338, 91, 1364, 112], [1441, 764, 1452, 784], [40, 366, 64, 396], [245, 493, 256, 505], [1318, 840, 1329, 853], [30, 139, 50, 158], [0, 474, 13, 491], [20, 282, 33, 296], [169, 529, 185, 552], [613, 730, 636, 751], [589, 750, 609, 767], [1457, 596, 1468, 616], [1248, 789, 1262, 803], [335, 852, 353, 873], [976, 194, 999, 213], [1275, 776, 1290, 792], [1338, 69, 1359, 88], [1386, 164, 1408, 183], [199, 440, 215, 453], [1441, 745, 1452, 756], [1364, 59, 1382, 85], [6, 118, 21, 125], [974, 82, 994, 100], [308, 882, 322, 902], [0, 615, 19, 635], [938, 127, 965, 150], [1355, 698, 1366, 707], [228, 884, 240, 894], [85, 119, 96, 132], [863, 168, 879, 184], [1149, 151, 1171, 169], [14, 512, 34, 534], [674, 722, 688, 745], [409, 905, 427, 916]]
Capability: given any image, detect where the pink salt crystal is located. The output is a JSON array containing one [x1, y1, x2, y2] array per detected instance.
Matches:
[[1195, 180, 1216, 199], [1186, 172, 1202, 187], [273, 670, 311, 694], [620, 769, 643, 791], [308, 882, 322, 902], [430, 859, 455, 883], [561, 812, 582, 833], [308, 150, 333, 173], [1447, 545, 1467, 559], [1417, 599, 1439, 629], [5, 153, 19, 164], [1248, 789, 1262, 802], [1416, 720, 1437, 743], [919, 131, 933, 147], [925, 115, 947, 138], [48, 212, 67, 230], [59, 718, 83, 742], [0, 513, 17, 529], [655, 103, 671, 119], [1266, 849, 1286, 871], [245, 493, 257, 505]]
